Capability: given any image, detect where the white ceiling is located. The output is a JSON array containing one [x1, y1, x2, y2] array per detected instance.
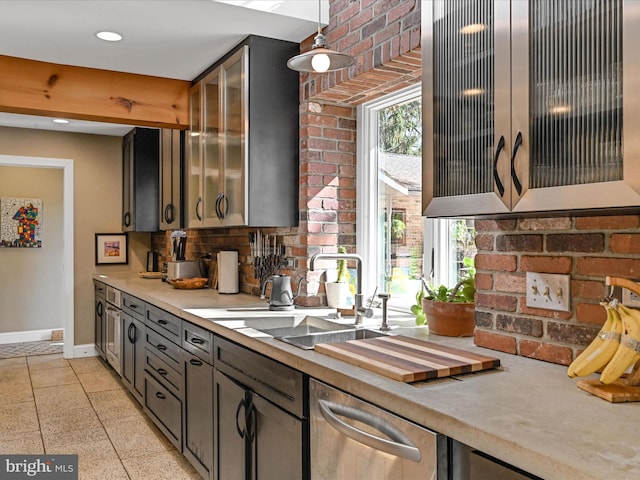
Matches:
[[0, 0, 325, 135]]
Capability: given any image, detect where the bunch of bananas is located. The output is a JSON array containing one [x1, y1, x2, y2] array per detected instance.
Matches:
[[567, 300, 640, 384]]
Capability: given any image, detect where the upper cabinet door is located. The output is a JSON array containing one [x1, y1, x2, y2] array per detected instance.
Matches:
[[423, 0, 640, 217], [159, 129, 184, 231], [187, 83, 204, 228], [221, 48, 247, 226], [203, 67, 223, 227], [423, 1, 510, 217]]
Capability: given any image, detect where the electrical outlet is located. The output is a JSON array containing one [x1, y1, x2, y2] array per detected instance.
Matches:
[[525, 272, 571, 312], [622, 283, 640, 308], [286, 257, 295, 268]]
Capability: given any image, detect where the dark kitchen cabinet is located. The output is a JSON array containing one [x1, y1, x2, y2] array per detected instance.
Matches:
[[159, 129, 184, 230], [183, 351, 213, 480], [422, 0, 640, 217], [121, 312, 145, 404], [187, 35, 299, 228], [94, 281, 106, 360], [122, 127, 160, 232], [182, 321, 214, 479], [213, 336, 307, 480]]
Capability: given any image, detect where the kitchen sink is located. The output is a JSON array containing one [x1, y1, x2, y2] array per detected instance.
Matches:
[[277, 328, 389, 350], [214, 315, 350, 336]]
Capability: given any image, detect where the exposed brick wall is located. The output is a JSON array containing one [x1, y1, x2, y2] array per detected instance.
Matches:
[[299, 0, 422, 105], [473, 215, 640, 366]]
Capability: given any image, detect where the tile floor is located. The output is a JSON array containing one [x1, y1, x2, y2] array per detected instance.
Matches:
[[0, 353, 202, 480]]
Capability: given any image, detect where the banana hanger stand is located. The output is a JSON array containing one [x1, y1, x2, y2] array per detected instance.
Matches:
[[576, 276, 640, 402]]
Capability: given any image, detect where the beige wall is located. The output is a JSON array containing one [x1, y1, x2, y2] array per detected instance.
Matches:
[[0, 127, 150, 346], [0, 167, 63, 333]]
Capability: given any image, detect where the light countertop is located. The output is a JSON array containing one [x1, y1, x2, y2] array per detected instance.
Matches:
[[94, 273, 640, 480]]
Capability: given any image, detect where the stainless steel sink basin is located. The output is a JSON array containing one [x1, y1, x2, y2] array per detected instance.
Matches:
[[214, 315, 350, 336], [277, 329, 388, 350]]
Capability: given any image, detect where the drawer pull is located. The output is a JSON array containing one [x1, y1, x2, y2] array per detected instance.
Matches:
[[157, 344, 167, 351], [157, 319, 168, 325], [156, 392, 166, 400], [190, 337, 205, 345], [189, 359, 203, 366], [157, 368, 168, 376], [129, 303, 138, 309]]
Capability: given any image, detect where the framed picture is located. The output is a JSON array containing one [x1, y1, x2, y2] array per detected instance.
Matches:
[[95, 233, 128, 265]]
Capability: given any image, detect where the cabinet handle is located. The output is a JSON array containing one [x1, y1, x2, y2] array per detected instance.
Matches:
[[128, 323, 136, 343], [220, 193, 228, 218], [215, 193, 223, 219], [318, 399, 421, 462], [189, 358, 203, 366], [96, 302, 103, 318], [123, 212, 131, 227], [156, 392, 166, 400], [510, 131, 523, 195], [157, 368, 168, 376], [195, 197, 202, 221], [157, 319, 168, 325], [246, 404, 257, 443], [190, 337, 204, 345], [129, 304, 138, 310], [493, 135, 505, 197], [157, 344, 167, 351], [164, 203, 175, 224], [235, 399, 246, 439]]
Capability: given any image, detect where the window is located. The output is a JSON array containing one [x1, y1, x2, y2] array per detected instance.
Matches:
[[357, 85, 476, 310]]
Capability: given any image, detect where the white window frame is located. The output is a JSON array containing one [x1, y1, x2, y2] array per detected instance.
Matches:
[[356, 84, 421, 303], [356, 85, 460, 308]]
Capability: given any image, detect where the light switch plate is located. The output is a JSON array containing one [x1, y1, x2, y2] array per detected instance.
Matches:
[[622, 283, 640, 308], [525, 272, 571, 312]]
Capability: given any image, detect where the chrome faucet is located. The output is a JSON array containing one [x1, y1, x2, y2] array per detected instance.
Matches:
[[310, 253, 373, 325]]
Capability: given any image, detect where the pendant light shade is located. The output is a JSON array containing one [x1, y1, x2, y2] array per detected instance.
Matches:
[[287, 2, 353, 73]]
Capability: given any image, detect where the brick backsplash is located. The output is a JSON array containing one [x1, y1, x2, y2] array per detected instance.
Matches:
[[473, 215, 640, 366]]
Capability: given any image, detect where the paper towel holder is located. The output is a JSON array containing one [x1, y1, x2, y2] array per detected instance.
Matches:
[[217, 250, 239, 294]]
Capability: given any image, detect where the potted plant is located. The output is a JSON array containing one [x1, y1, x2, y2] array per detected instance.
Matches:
[[418, 275, 476, 337], [325, 246, 355, 308]]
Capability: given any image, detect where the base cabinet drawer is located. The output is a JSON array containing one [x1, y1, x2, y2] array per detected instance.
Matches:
[[146, 304, 181, 343], [146, 328, 182, 372], [144, 373, 182, 451]]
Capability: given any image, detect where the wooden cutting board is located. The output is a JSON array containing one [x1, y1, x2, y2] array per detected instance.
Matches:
[[315, 335, 500, 383]]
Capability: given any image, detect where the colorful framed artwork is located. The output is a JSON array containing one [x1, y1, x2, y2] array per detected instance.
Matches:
[[0, 197, 43, 248], [95, 233, 128, 265]]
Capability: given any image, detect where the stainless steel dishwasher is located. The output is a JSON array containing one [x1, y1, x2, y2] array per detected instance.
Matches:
[[310, 379, 446, 480]]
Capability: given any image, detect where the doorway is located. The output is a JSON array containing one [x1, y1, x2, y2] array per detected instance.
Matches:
[[0, 155, 74, 358]]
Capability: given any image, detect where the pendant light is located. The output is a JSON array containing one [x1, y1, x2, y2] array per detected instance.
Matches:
[[287, 0, 353, 73]]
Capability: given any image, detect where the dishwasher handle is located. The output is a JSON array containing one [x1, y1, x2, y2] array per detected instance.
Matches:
[[318, 399, 422, 462]]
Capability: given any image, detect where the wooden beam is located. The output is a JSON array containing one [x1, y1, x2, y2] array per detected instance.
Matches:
[[0, 55, 190, 129]]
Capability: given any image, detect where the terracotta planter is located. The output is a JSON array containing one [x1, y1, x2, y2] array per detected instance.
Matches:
[[422, 299, 476, 337]]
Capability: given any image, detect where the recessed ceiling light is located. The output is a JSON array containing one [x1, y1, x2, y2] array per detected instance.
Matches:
[[96, 31, 123, 42], [52, 118, 69, 124]]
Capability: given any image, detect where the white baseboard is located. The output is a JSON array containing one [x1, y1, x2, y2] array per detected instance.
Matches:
[[0, 328, 62, 344], [73, 344, 99, 358]]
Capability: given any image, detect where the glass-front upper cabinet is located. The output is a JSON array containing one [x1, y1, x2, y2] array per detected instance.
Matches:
[[422, 0, 640, 217], [187, 49, 247, 228], [187, 35, 299, 229]]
